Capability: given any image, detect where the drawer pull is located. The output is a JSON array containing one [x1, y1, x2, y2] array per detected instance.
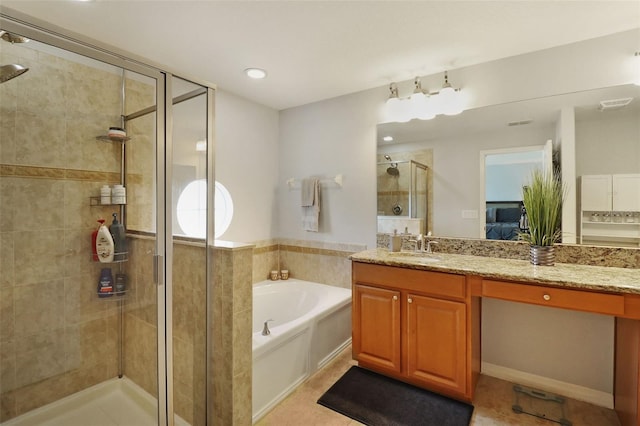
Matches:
[[408, 298, 413, 303], [392, 295, 398, 301], [543, 294, 551, 301]]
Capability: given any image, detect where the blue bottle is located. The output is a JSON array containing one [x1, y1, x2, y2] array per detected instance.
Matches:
[[98, 268, 114, 298]]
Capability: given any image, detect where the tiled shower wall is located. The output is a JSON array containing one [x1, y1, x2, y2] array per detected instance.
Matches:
[[0, 42, 125, 421]]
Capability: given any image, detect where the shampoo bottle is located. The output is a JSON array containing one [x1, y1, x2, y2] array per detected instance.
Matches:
[[109, 213, 127, 261], [96, 219, 114, 263], [97, 268, 114, 297]]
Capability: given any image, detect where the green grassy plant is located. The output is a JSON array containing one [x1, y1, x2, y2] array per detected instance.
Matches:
[[519, 169, 565, 246]]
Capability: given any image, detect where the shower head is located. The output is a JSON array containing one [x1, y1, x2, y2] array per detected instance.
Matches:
[[0, 64, 29, 83], [0, 31, 30, 44], [383, 155, 399, 176]]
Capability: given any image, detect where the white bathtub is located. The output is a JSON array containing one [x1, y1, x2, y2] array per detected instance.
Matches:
[[252, 279, 352, 423]]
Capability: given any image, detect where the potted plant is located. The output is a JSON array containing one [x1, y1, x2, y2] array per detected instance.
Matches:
[[519, 169, 565, 266]]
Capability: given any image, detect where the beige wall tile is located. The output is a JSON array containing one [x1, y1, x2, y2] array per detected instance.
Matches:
[[14, 328, 67, 388], [0, 339, 16, 393], [0, 233, 14, 288], [14, 280, 65, 336], [0, 287, 14, 343], [14, 230, 66, 285]]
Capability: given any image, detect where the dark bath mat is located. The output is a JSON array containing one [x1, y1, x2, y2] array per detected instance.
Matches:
[[317, 366, 474, 426]]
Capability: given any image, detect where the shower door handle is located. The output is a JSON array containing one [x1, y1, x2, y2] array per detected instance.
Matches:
[[153, 254, 163, 286]]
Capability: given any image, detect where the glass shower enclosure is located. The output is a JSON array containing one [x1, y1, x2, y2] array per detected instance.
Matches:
[[0, 12, 214, 426]]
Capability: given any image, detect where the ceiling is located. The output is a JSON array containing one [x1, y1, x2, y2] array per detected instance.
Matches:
[[2, 1, 639, 110]]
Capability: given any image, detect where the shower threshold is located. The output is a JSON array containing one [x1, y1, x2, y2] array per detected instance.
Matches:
[[1, 377, 189, 426]]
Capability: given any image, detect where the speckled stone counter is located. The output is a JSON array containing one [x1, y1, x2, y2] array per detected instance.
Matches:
[[350, 248, 640, 295]]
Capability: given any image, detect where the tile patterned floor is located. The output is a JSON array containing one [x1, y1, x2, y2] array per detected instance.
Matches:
[[256, 347, 621, 426]]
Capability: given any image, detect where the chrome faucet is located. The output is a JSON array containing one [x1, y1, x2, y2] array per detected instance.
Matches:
[[423, 232, 438, 253], [425, 238, 438, 253], [262, 319, 273, 336]]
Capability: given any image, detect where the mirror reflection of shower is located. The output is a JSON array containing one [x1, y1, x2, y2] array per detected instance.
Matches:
[[0, 30, 30, 83], [377, 158, 430, 235], [384, 155, 400, 176]]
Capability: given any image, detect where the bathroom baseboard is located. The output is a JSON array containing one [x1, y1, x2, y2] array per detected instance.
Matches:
[[481, 362, 613, 409]]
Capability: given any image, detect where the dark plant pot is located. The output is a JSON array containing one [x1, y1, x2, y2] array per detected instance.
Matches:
[[530, 245, 555, 266]]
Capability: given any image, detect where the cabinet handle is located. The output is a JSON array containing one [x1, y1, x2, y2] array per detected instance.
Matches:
[[408, 298, 413, 303], [392, 295, 398, 301], [543, 294, 551, 301]]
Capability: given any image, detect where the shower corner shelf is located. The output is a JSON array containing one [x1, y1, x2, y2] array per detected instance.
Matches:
[[89, 196, 127, 206], [96, 135, 130, 143], [97, 290, 127, 299]]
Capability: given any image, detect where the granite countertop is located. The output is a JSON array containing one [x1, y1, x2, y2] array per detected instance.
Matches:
[[350, 248, 640, 295]]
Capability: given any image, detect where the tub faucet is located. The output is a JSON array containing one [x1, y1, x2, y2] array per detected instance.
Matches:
[[262, 319, 273, 336]]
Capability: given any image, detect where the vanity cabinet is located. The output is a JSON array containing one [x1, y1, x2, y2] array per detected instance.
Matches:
[[353, 284, 401, 372], [580, 174, 640, 212], [579, 174, 640, 246], [352, 262, 474, 400]]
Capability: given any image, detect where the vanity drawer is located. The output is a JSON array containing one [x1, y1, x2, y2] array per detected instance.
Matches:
[[353, 262, 466, 300], [482, 279, 625, 316]]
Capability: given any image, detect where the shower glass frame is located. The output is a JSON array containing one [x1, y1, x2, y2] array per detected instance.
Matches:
[[0, 10, 215, 426]]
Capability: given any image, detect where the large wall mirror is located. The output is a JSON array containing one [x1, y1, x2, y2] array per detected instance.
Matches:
[[377, 83, 640, 247]]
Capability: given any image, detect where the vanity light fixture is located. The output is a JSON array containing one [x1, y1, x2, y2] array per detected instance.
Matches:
[[386, 83, 410, 123], [382, 135, 394, 142], [438, 71, 464, 116], [245, 67, 267, 79], [385, 71, 464, 122]]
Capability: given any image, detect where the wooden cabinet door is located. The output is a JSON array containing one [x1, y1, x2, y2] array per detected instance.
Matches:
[[406, 293, 466, 394], [581, 175, 612, 211], [352, 284, 401, 372], [613, 174, 640, 212]]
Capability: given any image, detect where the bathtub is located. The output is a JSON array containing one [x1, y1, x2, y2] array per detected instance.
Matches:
[[252, 279, 352, 423]]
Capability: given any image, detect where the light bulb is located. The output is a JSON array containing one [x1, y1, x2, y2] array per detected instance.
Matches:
[[408, 91, 427, 119], [439, 86, 465, 116], [416, 96, 436, 120]]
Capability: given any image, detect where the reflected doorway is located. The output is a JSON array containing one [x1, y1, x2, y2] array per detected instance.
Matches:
[[479, 141, 553, 240]]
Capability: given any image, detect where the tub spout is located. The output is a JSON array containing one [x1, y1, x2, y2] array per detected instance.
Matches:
[[262, 319, 273, 336]]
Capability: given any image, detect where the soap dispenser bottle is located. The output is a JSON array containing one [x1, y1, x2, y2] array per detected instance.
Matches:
[[391, 229, 402, 252], [109, 213, 127, 261], [95, 219, 114, 263]]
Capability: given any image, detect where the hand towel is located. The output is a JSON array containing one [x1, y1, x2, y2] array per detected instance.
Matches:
[[301, 178, 315, 207], [301, 179, 320, 232]]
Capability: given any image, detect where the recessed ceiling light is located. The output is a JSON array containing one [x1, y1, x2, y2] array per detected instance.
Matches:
[[245, 68, 267, 79], [383, 136, 394, 142]]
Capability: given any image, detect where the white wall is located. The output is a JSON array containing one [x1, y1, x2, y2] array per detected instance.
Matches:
[[215, 89, 280, 243], [486, 162, 540, 201], [277, 89, 382, 246], [274, 29, 638, 402], [576, 108, 640, 176]]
